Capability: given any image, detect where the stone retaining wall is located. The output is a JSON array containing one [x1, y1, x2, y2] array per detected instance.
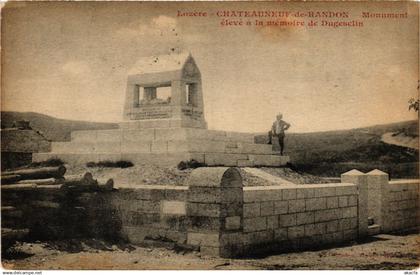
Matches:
[[103, 168, 418, 257], [108, 185, 189, 246], [241, 183, 359, 255], [3, 167, 418, 258], [383, 180, 419, 233], [67, 168, 420, 257]]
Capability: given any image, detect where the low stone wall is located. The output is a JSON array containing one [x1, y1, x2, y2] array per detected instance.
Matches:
[[241, 183, 359, 254], [1, 187, 119, 242], [1, 184, 191, 249], [82, 168, 243, 256], [383, 180, 419, 233], [106, 168, 417, 258], [185, 167, 243, 257], [3, 167, 419, 258], [108, 185, 189, 246]]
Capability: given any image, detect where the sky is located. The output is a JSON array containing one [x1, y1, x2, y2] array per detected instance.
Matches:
[[1, 1, 419, 133]]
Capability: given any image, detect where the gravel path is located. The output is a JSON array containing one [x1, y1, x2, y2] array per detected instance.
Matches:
[[242, 167, 295, 186]]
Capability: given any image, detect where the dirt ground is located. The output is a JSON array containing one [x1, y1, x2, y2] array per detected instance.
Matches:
[[3, 233, 419, 270], [65, 164, 334, 187]]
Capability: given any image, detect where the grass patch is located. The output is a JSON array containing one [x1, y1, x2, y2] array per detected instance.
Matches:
[[86, 160, 134, 169]]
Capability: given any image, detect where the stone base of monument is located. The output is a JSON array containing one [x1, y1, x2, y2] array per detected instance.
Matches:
[[33, 128, 290, 167], [119, 119, 207, 130]]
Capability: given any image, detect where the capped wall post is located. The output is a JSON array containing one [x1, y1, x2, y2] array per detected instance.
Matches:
[[186, 167, 244, 257], [366, 169, 389, 233], [341, 169, 368, 238]]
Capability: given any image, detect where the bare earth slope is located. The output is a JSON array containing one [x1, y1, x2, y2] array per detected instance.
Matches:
[[1, 111, 118, 141], [382, 132, 419, 150], [255, 120, 419, 178]]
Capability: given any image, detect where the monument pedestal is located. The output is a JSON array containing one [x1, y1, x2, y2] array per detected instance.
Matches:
[[33, 127, 289, 167], [119, 118, 206, 130], [34, 53, 290, 167]]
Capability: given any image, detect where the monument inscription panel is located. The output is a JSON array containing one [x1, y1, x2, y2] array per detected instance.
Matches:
[[131, 106, 172, 120], [182, 108, 203, 120]]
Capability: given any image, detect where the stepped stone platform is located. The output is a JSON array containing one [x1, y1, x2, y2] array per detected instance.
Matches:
[[32, 127, 289, 167], [34, 53, 289, 167]]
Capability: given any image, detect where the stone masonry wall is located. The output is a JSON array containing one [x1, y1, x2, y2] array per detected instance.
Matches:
[[107, 185, 190, 247], [186, 167, 244, 257], [4, 168, 418, 258], [383, 180, 420, 233], [87, 168, 245, 256], [69, 168, 420, 258], [33, 128, 289, 167], [241, 183, 359, 254]]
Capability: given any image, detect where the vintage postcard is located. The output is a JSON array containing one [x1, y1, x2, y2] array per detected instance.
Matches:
[[1, 0, 419, 271]]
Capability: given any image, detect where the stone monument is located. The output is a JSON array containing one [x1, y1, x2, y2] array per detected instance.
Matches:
[[121, 52, 206, 129], [33, 52, 289, 167]]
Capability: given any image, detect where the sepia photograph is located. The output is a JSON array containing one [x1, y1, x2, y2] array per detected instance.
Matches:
[[1, 0, 419, 271]]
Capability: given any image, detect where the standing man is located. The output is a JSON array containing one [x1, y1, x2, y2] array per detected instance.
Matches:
[[268, 113, 291, 156]]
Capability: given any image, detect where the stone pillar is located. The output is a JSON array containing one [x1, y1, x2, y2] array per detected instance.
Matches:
[[366, 169, 389, 232], [123, 83, 137, 120], [170, 80, 184, 119], [170, 80, 183, 106], [133, 85, 140, 107], [341, 169, 368, 238], [195, 81, 204, 109], [187, 167, 244, 258]]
